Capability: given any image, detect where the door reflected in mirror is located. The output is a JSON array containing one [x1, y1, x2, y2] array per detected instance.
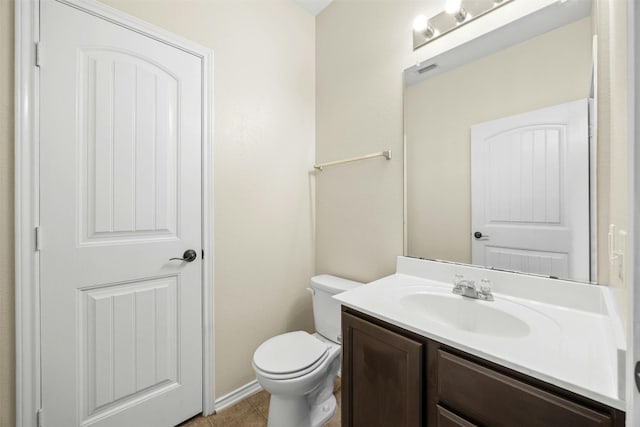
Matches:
[[470, 100, 590, 282]]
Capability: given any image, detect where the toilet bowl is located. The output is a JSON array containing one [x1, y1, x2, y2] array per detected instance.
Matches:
[[252, 275, 362, 427]]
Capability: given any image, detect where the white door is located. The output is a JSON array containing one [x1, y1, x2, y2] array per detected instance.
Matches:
[[40, 1, 203, 426], [471, 99, 590, 282]]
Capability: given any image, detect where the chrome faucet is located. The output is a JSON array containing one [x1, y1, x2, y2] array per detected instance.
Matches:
[[452, 275, 494, 301]]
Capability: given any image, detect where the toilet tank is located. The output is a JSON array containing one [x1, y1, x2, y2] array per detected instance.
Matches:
[[310, 275, 363, 344]]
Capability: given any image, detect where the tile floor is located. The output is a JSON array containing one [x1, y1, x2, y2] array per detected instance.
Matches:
[[178, 378, 341, 427]]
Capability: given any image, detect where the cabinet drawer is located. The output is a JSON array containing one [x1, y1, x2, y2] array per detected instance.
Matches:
[[437, 350, 612, 427], [436, 405, 477, 427]]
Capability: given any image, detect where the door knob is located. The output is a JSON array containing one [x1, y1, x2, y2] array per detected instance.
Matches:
[[170, 249, 198, 263], [473, 231, 489, 240]]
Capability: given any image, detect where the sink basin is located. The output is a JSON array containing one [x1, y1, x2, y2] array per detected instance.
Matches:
[[399, 292, 531, 338]]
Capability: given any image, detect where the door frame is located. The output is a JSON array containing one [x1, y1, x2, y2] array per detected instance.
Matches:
[[14, 1, 216, 425], [628, 0, 639, 423]]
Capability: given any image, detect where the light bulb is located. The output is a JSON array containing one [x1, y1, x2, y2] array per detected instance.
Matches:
[[412, 15, 434, 38], [444, 0, 467, 23], [444, 0, 462, 15], [412, 15, 428, 32]]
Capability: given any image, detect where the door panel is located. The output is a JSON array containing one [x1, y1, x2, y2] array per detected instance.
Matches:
[[485, 127, 562, 224], [82, 277, 179, 417], [471, 99, 590, 281], [80, 49, 179, 243], [484, 247, 569, 278], [40, 1, 203, 426]]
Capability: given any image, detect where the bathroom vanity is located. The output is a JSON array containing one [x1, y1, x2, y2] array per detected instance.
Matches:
[[335, 257, 626, 427], [341, 308, 623, 427]]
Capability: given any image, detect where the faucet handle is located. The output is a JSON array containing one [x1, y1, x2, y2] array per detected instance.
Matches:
[[452, 274, 465, 294], [479, 279, 494, 300]]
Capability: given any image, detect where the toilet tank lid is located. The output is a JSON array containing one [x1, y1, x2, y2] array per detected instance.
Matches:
[[310, 274, 363, 294]]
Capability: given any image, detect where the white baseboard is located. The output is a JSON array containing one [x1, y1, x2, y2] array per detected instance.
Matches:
[[214, 379, 263, 412]]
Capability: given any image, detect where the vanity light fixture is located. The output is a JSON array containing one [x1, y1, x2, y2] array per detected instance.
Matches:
[[412, 0, 514, 50]]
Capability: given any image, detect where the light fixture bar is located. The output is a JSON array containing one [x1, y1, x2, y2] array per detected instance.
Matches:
[[413, 0, 514, 50]]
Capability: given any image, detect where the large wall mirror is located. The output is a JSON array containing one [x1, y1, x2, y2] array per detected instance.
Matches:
[[404, 0, 629, 285]]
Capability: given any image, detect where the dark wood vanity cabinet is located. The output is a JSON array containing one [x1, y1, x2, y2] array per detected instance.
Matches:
[[341, 311, 424, 427], [341, 307, 625, 427]]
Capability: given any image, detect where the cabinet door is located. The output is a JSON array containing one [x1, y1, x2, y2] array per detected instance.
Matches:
[[342, 311, 423, 427]]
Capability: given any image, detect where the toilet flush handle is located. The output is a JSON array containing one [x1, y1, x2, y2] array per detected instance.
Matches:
[[306, 287, 315, 296]]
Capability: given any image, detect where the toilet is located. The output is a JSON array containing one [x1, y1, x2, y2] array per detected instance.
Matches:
[[252, 275, 362, 427]]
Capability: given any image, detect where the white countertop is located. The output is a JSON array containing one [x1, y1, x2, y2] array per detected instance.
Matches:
[[334, 258, 625, 411]]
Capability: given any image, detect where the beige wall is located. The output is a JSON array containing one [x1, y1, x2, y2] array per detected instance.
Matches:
[[316, 1, 418, 282], [0, 0, 15, 424], [1, 0, 315, 420], [595, 0, 629, 317], [405, 18, 593, 264]]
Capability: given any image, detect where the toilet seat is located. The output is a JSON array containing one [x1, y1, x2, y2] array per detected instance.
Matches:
[[253, 331, 329, 380], [255, 351, 331, 380]]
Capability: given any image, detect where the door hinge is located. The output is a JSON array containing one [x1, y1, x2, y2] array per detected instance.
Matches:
[[36, 408, 43, 427], [35, 42, 42, 67], [35, 226, 42, 251]]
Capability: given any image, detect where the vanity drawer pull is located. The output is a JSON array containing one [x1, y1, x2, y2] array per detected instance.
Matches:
[[436, 350, 613, 427]]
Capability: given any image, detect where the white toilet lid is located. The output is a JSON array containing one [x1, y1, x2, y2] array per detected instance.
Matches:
[[253, 331, 328, 375]]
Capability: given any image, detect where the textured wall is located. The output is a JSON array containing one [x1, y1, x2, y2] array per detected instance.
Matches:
[[315, 0, 415, 283]]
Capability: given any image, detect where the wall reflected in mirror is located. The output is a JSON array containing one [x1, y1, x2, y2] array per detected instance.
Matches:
[[404, 0, 629, 285]]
